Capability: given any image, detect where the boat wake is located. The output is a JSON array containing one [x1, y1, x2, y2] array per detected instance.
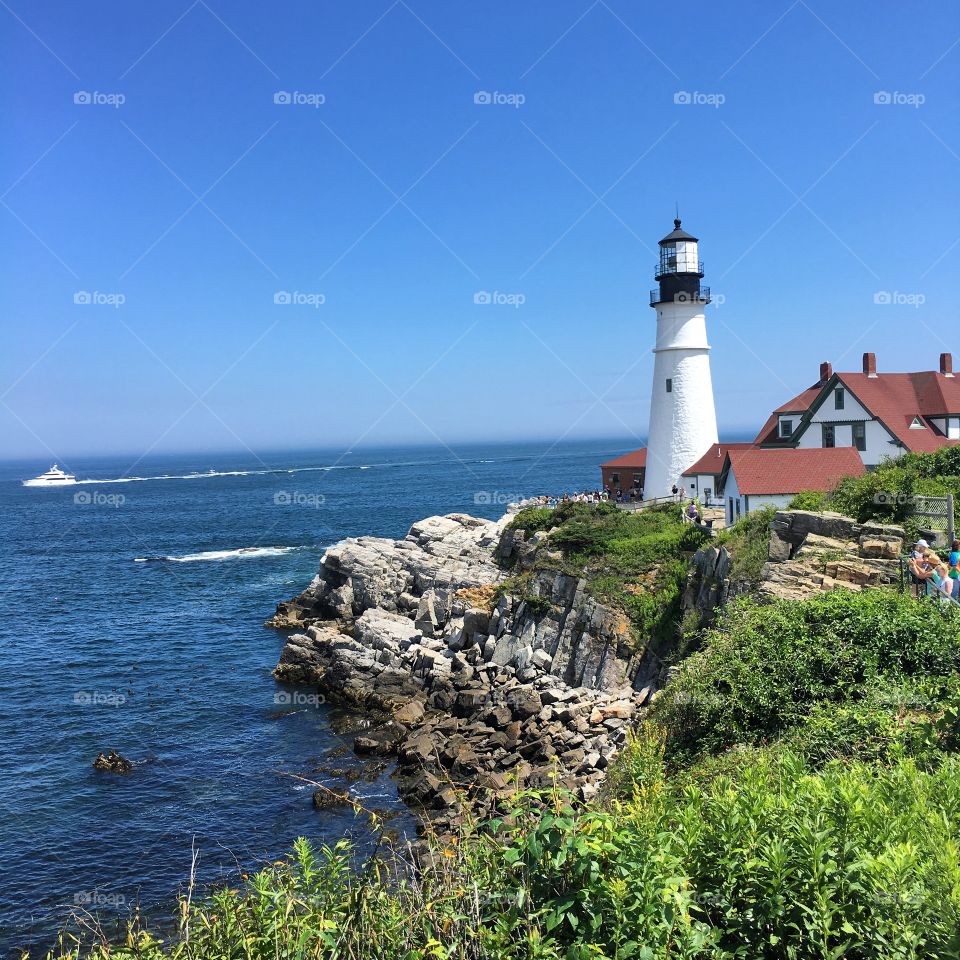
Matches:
[[68, 454, 525, 486], [134, 546, 307, 563]]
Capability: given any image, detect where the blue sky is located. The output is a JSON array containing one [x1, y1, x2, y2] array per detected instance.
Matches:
[[2, 0, 958, 459]]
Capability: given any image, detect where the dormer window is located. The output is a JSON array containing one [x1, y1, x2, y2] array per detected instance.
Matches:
[[835, 388, 845, 410], [910, 416, 925, 430], [780, 419, 793, 438]]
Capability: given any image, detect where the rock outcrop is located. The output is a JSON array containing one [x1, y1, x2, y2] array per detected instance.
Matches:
[[271, 512, 664, 827], [93, 751, 132, 774], [683, 510, 906, 621], [761, 511, 903, 601]]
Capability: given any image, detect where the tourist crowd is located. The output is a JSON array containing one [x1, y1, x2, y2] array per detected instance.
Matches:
[[909, 537, 960, 603]]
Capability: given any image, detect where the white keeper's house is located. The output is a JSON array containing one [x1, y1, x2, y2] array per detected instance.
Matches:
[[753, 353, 960, 464]]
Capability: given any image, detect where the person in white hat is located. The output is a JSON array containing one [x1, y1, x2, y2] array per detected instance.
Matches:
[[909, 539, 936, 597]]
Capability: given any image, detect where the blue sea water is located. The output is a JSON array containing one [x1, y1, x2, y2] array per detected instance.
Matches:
[[0, 439, 625, 954]]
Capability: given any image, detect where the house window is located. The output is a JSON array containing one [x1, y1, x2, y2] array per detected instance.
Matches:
[[910, 416, 925, 430], [666, 378, 673, 393], [780, 419, 793, 438], [835, 388, 845, 410], [736, 498, 742, 518], [633, 474, 642, 488], [823, 424, 835, 448], [611, 473, 620, 484], [728, 497, 734, 523], [949, 417, 960, 440], [853, 422, 866, 452]]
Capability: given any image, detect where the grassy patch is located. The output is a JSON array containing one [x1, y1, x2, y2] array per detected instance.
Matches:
[[505, 501, 709, 648], [713, 505, 775, 585]]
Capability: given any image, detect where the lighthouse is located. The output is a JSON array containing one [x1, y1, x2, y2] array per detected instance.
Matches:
[[643, 219, 719, 499]]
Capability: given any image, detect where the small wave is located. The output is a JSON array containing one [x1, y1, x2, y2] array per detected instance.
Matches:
[[134, 546, 304, 563]]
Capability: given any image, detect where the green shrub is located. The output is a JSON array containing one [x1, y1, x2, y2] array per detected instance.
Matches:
[[506, 506, 556, 534], [787, 489, 828, 511], [54, 751, 960, 960], [714, 505, 776, 585], [652, 589, 960, 764]]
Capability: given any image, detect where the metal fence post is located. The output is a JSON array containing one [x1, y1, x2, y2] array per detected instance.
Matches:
[[949, 494, 955, 547]]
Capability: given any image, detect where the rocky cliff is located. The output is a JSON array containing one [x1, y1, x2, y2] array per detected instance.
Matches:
[[270, 512, 665, 827]]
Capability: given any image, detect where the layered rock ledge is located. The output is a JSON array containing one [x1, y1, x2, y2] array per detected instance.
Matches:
[[269, 512, 664, 826]]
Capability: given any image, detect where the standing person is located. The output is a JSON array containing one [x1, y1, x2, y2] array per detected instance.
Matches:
[[909, 539, 935, 597], [949, 539, 960, 580], [671, 484, 679, 501], [934, 563, 960, 602], [686, 501, 698, 522]]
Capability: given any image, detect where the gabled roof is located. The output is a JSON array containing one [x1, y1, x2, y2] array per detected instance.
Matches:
[[755, 370, 960, 453], [681, 442, 754, 477], [754, 383, 825, 445], [723, 446, 864, 496], [600, 447, 647, 469], [834, 372, 960, 452]]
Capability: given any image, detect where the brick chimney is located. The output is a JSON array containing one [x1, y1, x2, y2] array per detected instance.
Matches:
[[941, 352, 954, 378], [819, 361, 833, 383], [863, 352, 877, 378]]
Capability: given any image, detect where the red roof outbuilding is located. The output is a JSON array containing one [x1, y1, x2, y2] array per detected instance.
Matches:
[[600, 448, 647, 469], [723, 446, 865, 496]]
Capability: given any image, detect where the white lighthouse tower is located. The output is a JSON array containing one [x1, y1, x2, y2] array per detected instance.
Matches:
[[643, 219, 719, 499]]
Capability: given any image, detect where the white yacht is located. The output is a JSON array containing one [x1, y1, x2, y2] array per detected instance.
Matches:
[[23, 464, 78, 487]]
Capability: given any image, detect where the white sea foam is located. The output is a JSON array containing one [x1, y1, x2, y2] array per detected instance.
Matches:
[[70, 453, 517, 486], [134, 546, 303, 563]]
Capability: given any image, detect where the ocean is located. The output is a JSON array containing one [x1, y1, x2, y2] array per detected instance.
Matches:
[[0, 439, 624, 954]]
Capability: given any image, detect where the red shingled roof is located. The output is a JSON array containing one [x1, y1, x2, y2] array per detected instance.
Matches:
[[681, 442, 754, 477], [600, 447, 646, 469], [754, 383, 825, 444], [755, 370, 960, 453], [838, 372, 960, 452], [725, 446, 864, 495]]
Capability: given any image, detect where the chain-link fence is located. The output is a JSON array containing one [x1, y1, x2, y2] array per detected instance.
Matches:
[[909, 494, 956, 546]]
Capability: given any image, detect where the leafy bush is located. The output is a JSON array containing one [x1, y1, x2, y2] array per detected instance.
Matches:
[[652, 589, 960, 764], [62, 753, 960, 959], [787, 489, 828, 511], [506, 506, 557, 534], [714, 505, 776, 585]]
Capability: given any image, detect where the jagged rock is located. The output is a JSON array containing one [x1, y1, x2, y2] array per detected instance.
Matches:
[[93, 751, 132, 774], [393, 699, 426, 725], [312, 788, 351, 810], [270, 507, 671, 828], [506, 687, 542, 720]]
